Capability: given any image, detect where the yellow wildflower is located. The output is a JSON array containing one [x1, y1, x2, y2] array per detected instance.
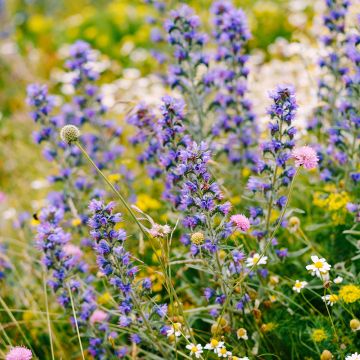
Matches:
[[339, 284, 360, 304], [136, 194, 161, 211], [261, 322, 276, 332], [311, 329, 327, 342], [98, 292, 112, 305], [108, 174, 121, 182], [71, 218, 82, 226]]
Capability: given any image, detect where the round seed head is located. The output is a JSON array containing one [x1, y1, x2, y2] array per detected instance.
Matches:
[[191, 232, 204, 245], [60, 125, 80, 144]]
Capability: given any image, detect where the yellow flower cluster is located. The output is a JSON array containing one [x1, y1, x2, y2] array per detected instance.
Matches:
[[339, 285, 360, 304], [312, 188, 351, 224], [135, 193, 161, 212], [311, 329, 327, 342]]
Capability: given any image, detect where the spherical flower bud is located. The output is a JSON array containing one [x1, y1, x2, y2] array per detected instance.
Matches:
[[230, 214, 250, 232], [350, 318, 360, 331], [292, 146, 318, 170], [60, 125, 80, 144], [6, 346, 32, 360], [191, 232, 205, 245], [89, 309, 108, 325], [320, 350, 332, 360], [288, 216, 300, 233]]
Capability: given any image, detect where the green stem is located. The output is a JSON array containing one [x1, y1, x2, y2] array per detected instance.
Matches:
[[67, 285, 85, 360], [75, 141, 146, 238], [43, 272, 55, 360]]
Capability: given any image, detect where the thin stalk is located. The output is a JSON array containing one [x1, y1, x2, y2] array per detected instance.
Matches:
[[43, 272, 55, 360], [0, 296, 35, 356], [75, 141, 147, 238], [215, 168, 300, 332], [67, 285, 85, 360]]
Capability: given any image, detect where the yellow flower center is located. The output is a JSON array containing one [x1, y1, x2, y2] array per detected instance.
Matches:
[[220, 348, 227, 354], [329, 294, 338, 303], [237, 329, 245, 336], [295, 282, 302, 288], [314, 261, 323, 269], [253, 256, 259, 264], [191, 346, 198, 353], [210, 339, 219, 347]]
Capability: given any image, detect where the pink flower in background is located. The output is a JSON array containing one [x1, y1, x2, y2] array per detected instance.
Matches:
[[90, 309, 108, 325], [230, 214, 250, 231], [0, 192, 6, 203], [6, 346, 32, 360], [292, 146, 318, 169], [63, 244, 83, 259]]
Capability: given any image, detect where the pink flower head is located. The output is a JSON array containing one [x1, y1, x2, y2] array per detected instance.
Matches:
[[230, 214, 250, 232], [6, 346, 32, 360], [292, 146, 318, 169], [89, 309, 108, 325], [63, 244, 83, 259]]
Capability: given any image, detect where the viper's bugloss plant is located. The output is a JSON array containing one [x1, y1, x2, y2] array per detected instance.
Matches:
[[3, 0, 360, 359]]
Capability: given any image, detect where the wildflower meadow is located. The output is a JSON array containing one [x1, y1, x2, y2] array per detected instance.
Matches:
[[0, 0, 359, 359]]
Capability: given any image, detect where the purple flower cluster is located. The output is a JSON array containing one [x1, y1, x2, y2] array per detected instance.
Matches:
[[210, 1, 258, 168], [126, 103, 162, 178], [88, 200, 138, 326], [247, 85, 298, 240], [309, 0, 349, 132], [35, 206, 85, 307], [327, 27, 360, 182], [165, 5, 209, 136]]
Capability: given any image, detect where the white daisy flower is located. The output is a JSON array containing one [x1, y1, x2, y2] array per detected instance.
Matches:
[[166, 322, 182, 337], [204, 338, 224, 352], [334, 276, 343, 284], [305, 255, 331, 278], [236, 328, 248, 340], [216, 346, 232, 358], [322, 294, 339, 306], [346, 353, 360, 360], [246, 253, 268, 267], [186, 343, 203, 358], [292, 280, 307, 293]]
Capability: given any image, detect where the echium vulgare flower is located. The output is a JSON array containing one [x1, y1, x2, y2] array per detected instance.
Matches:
[[27, 40, 133, 217], [210, 0, 259, 169], [309, 0, 350, 133], [165, 4, 210, 137], [35, 206, 87, 307], [126, 103, 162, 179], [247, 85, 298, 243], [88, 200, 165, 339], [327, 25, 360, 183]]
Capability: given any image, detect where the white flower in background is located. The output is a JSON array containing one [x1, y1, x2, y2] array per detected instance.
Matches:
[[233, 357, 249, 360], [322, 294, 339, 306], [186, 343, 203, 358], [306, 255, 331, 278], [246, 253, 268, 267], [334, 276, 343, 284], [166, 322, 182, 337], [236, 328, 248, 340], [216, 346, 232, 358], [292, 280, 307, 293], [204, 338, 224, 352], [346, 353, 360, 360]]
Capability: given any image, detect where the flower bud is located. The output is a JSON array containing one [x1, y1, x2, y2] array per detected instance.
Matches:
[[60, 125, 80, 144], [191, 232, 205, 245], [288, 216, 300, 232], [320, 350, 332, 360], [350, 318, 360, 331]]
